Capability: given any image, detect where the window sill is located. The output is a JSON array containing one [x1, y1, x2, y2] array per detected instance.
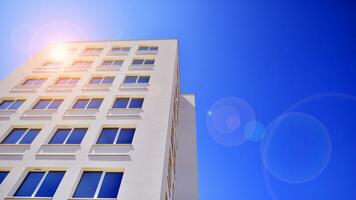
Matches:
[[38, 144, 81, 155], [128, 65, 154, 71], [20, 109, 57, 120], [82, 84, 112, 92], [64, 67, 90, 72], [0, 110, 16, 120], [119, 83, 149, 91], [10, 85, 41, 93], [136, 50, 158, 55], [33, 67, 61, 73], [46, 84, 76, 92], [64, 109, 99, 120], [68, 198, 117, 200], [96, 65, 121, 71], [106, 108, 143, 119]]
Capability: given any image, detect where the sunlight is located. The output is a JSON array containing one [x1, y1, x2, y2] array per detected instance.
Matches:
[[48, 46, 67, 60]]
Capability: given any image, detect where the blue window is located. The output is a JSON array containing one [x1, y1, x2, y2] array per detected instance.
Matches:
[[1, 128, 40, 144], [0, 171, 9, 184], [0, 99, 25, 110], [138, 46, 149, 51], [49, 128, 87, 144], [129, 98, 144, 108], [122, 47, 131, 52], [97, 128, 135, 144], [73, 98, 103, 109], [132, 59, 144, 65], [102, 60, 123, 66], [144, 59, 155, 65], [112, 98, 129, 108], [123, 76, 150, 84], [14, 171, 65, 197], [22, 78, 46, 86], [73, 171, 123, 198], [149, 46, 158, 51], [89, 76, 114, 84], [137, 76, 150, 83], [113, 60, 124, 65], [33, 99, 63, 110]]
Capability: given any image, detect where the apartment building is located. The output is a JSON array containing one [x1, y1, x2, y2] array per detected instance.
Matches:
[[0, 39, 198, 200]]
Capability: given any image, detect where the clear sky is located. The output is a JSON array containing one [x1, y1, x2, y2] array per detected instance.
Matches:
[[0, 0, 355, 199]]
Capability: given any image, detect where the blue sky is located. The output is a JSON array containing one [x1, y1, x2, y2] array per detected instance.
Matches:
[[0, 0, 355, 199]]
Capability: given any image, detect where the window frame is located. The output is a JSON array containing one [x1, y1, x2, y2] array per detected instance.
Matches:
[[0, 127, 41, 145], [123, 75, 150, 84], [71, 60, 93, 68], [48, 127, 88, 145], [31, 98, 64, 110], [88, 76, 115, 85], [96, 127, 136, 145], [109, 46, 131, 54], [21, 77, 47, 86], [131, 58, 155, 66], [54, 77, 80, 85], [0, 99, 25, 110], [112, 97, 144, 109], [72, 97, 104, 110]]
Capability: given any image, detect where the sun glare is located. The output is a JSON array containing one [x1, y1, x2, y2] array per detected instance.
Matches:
[[48, 46, 67, 60]]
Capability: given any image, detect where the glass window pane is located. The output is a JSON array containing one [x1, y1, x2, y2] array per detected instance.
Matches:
[[73, 99, 89, 109], [0, 100, 14, 109], [90, 77, 102, 84], [132, 59, 144, 65], [124, 76, 137, 83], [87, 98, 103, 109], [112, 48, 121, 52], [48, 100, 63, 109], [1, 128, 27, 144], [102, 60, 113, 66], [73, 171, 102, 198], [23, 79, 36, 85], [35, 78, 46, 85], [129, 98, 144, 108], [19, 129, 40, 144], [122, 47, 130, 51], [117, 128, 135, 144], [98, 172, 123, 198], [14, 172, 45, 197], [49, 129, 71, 144], [0, 171, 9, 184], [102, 77, 114, 84], [97, 128, 118, 144], [138, 76, 150, 83], [138, 46, 149, 51], [56, 78, 69, 84], [8, 100, 25, 110], [149, 46, 158, 50], [113, 60, 123, 65], [35, 171, 65, 197], [33, 99, 50, 109], [66, 128, 87, 144], [113, 98, 129, 108], [68, 78, 80, 84], [144, 59, 155, 65]]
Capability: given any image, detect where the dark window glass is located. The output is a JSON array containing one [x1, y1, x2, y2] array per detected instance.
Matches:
[[1, 128, 27, 144], [102, 77, 114, 84], [144, 60, 155, 65], [8, 100, 25, 110], [102, 60, 113, 66], [0, 100, 14, 109], [129, 98, 144, 108], [19, 129, 40, 144], [90, 77, 102, 84], [137, 76, 150, 83], [97, 128, 118, 144], [98, 172, 123, 198], [66, 128, 87, 144], [73, 99, 89, 109], [117, 128, 135, 144], [33, 99, 50, 109], [49, 129, 71, 144], [68, 78, 80, 84], [124, 76, 137, 83], [111, 48, 121, 52], [149, 46, 158, 51], [35, 78, 46, 86], [35, 171, 65, 197], [73, 171, 102, 198], [138, 46, 149, 51], [23, 79, 36, 85], [14, 172, 45, 197], [48, 100, 63, 109], [0, 171, 9, 184], [87, 98, 103, 109], [122, 47, 130, 51], [113, 60, 123, 65], [56, 78, 69, 84], [113, 98, 129, 108], [132, 59, 144, 65]]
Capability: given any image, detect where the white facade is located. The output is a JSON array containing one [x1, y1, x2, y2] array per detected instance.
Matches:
[[0, 39, 198, 200]]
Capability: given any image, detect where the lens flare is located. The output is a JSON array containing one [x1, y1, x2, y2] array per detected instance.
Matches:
[[48, 46, 67, 60]]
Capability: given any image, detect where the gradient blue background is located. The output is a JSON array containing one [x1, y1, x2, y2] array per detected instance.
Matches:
[[0, 0, 355, 199]]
